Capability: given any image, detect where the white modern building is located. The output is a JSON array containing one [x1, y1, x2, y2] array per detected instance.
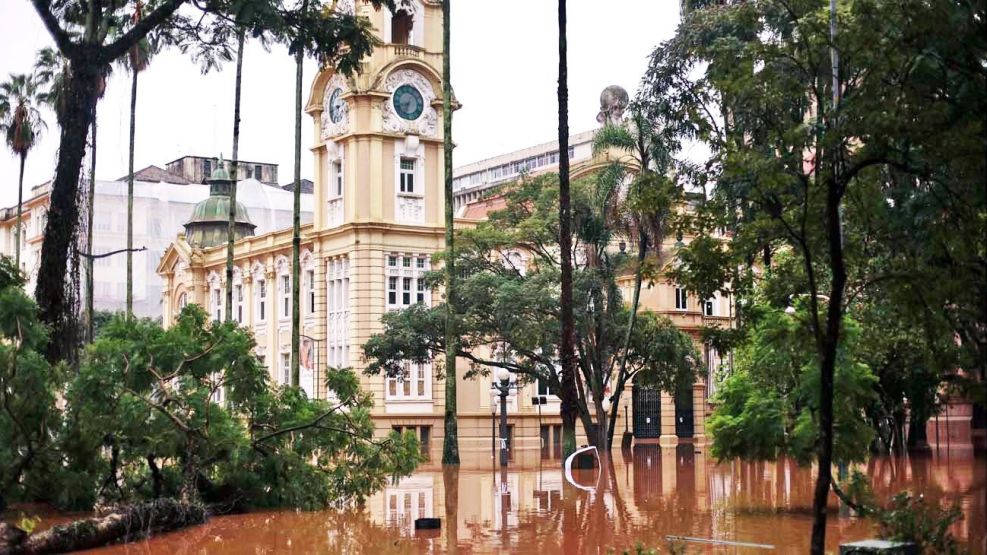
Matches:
[[0, 163, 313, 319]]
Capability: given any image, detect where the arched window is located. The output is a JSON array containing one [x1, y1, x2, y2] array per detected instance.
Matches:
[[391, 9, 413, 44]]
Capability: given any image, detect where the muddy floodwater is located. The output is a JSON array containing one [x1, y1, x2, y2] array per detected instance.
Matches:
[[71, 447, 983, 554]]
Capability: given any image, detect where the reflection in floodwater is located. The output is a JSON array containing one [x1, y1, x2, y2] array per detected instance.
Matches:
[[83, 448, 985, 554]]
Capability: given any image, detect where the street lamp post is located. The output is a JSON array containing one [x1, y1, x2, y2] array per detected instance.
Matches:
[[490, 367, 517, 468], [489, 389, 497, 461]]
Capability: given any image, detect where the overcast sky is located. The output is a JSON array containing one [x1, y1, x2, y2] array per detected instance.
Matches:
[[0, 1, 681, 208]]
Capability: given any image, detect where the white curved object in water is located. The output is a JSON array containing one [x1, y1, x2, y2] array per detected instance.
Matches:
[[563, 445, 600, 492]]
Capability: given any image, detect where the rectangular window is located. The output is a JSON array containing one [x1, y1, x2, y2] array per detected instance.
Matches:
[[281, 275, 290, 318], [203, 159, 212, 177], [388, 255, 398, 267], [416, 257, 425, 269], [258, 279, 267, 321], [388, 276, 398, 305], [537, 376, 556, 397], [675, 287, 688, 310], [255, 164, 263, 181], [212, 288, 221, 322], [402, 256, 411, 268], [307, 270, 316, 314], [234, 284, 243, 323], [386, 362, 430, 401], [280, 352, 290, 385], [332, 160, 343, 197], [416, 279, 426, 304], [704, 296, 715, 316], [399, 158, 416, 193], [419, 426, 431, 460], [402, 277, 412, 305]]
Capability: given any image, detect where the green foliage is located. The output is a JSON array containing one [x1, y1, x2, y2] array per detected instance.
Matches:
[[0, 292, 418, 512], [365, 173, 701, 447], [707, 307, 876, 464], [877, 493, 966, 555]]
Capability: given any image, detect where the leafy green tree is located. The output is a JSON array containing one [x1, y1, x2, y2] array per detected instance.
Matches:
[[641, 1, 984, 551], [0, 74, 46, 269], [0, 256, 65, 512], [364, 174, 700, 451], [707, 304, 877, 464], [57, 305, 420, 509]]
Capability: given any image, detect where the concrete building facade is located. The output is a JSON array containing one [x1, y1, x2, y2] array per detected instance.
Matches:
[[0, 163, 312, 318], [157, 0, 732, 462]]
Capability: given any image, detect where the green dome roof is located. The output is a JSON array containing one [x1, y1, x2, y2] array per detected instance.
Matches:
[[210, 154, 232, 181], [184, 156, 256, 248]]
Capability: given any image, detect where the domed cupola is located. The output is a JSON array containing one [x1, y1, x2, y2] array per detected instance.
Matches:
[[184, 155, 256, 248]]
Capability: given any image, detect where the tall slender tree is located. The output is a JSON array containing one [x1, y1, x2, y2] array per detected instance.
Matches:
[[279, 0, 394, 387], [121, 2, 154, 318], [290, 4, 306, 387], [0, 74, 46, 270], [226, 29, 246, 322], [556, 0, 578, 459], [440, 0, 459, 465]]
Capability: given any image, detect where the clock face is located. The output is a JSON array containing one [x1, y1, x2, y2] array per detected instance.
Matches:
[[328, 88, 345, 123], [393, 84, 424, 121]]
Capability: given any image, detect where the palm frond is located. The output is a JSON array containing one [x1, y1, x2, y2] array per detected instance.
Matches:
[[592, 123, 635, 155]]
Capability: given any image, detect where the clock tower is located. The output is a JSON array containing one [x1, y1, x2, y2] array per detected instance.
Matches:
[[308, 0, 449, 231]]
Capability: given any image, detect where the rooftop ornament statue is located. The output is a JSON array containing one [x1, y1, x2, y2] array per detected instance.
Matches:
[[596, 85, 629, 126]]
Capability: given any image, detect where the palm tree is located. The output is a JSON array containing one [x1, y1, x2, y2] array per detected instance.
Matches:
[[592, 106, 678, 447], [120, 1, 154, 318], [440, 0, 460, 465], [556, 0, 579, 459], [226, 29, 245, 322], [0, 73, 46, 270]]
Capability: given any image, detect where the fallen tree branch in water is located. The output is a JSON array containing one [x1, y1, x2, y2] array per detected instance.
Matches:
[[1, 499, 206, 554]]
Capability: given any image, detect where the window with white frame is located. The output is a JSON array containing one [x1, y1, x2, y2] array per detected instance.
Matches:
[[256, 278, 267, 322], [280, 274, 290, 319], [399, 158, 416, 194], [306, 269, 316, 314], [234, 283, 244, 323], [704, 295, 716, 316], [386, 361, 431, 400], [280, 352, 290, 385], [177, 292, 188, 312], [211, 286, 222, 322], [332, 160, 343, 197], [675, 287, 688, 310], [385, 253, 429, 310], [326, 257, 350, 369]]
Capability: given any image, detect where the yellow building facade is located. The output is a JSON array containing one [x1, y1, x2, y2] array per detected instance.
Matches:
[[158, 0, 732, 466]]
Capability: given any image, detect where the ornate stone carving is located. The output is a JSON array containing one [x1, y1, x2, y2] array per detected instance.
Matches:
[[334, 0, 355, 15], [320, 73, 351, 139], [397, 195, 425, 223], [381, 69, 438, 138]]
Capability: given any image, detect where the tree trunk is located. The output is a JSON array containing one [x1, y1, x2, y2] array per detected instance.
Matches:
[[15, 153, 25, 269], [907, 415, 930, 451], [226, 30, 245, 323], [608, 235, 648, 448], [810, 4, 843, 553], [556, 0, 579, 461], [290, 31, 305, 388], [126, 68, 138, 319], [36, 66, 102, 363], [6, 499, 206, 554], [441, 0, 460, 466], [442, 465, 459, 553], [85, 112, 97, 342]]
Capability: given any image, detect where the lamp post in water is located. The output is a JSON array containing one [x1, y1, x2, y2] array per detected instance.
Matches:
[[491, 367, 517, 467]]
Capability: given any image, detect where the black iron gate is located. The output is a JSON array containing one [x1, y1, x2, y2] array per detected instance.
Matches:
[[632, 384, 661, 439], [674, 386, 694, 438]]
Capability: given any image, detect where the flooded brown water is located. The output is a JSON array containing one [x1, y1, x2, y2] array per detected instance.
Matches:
[[64, 447, 985, 554]]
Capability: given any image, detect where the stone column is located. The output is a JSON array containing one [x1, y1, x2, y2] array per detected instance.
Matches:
[[659, 390, 677, 447]]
